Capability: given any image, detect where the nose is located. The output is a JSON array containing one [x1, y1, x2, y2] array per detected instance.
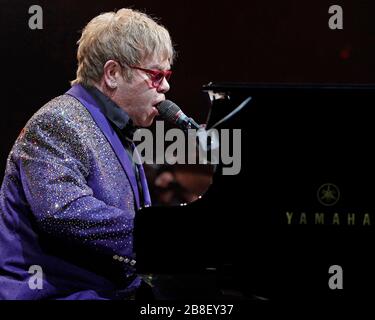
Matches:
[[157, 77, 170, 94]]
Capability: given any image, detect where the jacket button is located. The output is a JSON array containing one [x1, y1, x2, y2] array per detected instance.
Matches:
[[130, 260, 136, 266]]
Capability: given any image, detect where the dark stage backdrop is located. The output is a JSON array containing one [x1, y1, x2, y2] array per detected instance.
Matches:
[[1, 0, 374, 176]]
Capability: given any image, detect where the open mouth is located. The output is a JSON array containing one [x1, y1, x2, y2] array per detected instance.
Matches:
[[152, 101, 163, 115]]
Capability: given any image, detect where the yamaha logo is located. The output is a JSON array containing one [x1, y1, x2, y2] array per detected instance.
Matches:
[[317, 183, 340, 206]]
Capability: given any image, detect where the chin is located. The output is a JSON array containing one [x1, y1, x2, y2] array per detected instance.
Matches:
[[143, 121, 154, 127], [138, 118, 154, 128]]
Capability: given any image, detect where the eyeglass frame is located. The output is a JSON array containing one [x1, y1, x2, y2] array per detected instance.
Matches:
[[117, 61, 172, 89]]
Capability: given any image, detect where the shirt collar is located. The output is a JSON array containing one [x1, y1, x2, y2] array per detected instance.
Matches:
[[85, 85, 137, 139]]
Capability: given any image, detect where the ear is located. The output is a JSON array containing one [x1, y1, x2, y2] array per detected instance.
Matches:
[[103, 60, 121, 89]]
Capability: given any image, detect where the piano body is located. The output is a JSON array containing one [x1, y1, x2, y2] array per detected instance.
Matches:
[[135, 83, 375, 301]]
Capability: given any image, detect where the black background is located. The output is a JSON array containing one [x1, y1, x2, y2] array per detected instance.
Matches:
[[1, 0, 375, 306], [1, 0, 375, 175]]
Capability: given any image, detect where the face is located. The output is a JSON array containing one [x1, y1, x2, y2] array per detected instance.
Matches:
[[112, 55, 171, 127]]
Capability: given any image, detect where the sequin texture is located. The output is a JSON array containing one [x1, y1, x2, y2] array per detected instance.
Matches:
[[0, 93, 142, 299]]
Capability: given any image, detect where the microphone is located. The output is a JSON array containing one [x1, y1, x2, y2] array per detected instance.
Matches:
[[156, 100, 200, 130]]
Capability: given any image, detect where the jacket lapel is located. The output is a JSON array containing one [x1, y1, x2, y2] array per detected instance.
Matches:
[[66, 84, 142, 209], [138, 163, 151, 206], [131, 144, 152, 207]]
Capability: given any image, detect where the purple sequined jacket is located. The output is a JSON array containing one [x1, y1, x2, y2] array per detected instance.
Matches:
[[0, 85, 151, 299]]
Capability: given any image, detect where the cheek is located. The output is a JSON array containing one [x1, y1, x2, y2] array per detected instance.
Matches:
[[141, 95, 155, 110], [131, 89, 155, 118], [136, 90, 152, 104]]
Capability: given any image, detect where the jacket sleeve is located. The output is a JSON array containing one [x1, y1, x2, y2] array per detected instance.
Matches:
[[16, 106, 136, 269]]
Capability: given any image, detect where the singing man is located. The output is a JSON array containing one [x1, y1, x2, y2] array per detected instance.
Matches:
[[0, 8, 174, 300]]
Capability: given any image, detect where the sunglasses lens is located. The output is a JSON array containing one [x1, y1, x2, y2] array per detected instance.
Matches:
[[154, 73, 164, 82], [145, 69, 172, 88], [165, 71, 172, 81], [150, 74, 160, 87]]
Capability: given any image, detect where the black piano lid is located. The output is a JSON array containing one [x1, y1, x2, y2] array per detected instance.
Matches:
[[203, 82, 375, 92], [136, 82, 375, 301]]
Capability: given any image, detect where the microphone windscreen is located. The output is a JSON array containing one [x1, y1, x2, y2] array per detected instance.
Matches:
[[156, 100, 181, 122]]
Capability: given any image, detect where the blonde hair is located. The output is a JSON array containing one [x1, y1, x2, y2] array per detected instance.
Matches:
[[71, 8, 175, 87]]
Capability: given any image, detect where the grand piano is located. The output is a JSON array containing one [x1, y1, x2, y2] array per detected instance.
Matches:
[[135, 83, 375, 301]]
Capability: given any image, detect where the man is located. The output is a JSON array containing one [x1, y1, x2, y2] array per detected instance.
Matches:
[[0, 8, 174, 300]]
